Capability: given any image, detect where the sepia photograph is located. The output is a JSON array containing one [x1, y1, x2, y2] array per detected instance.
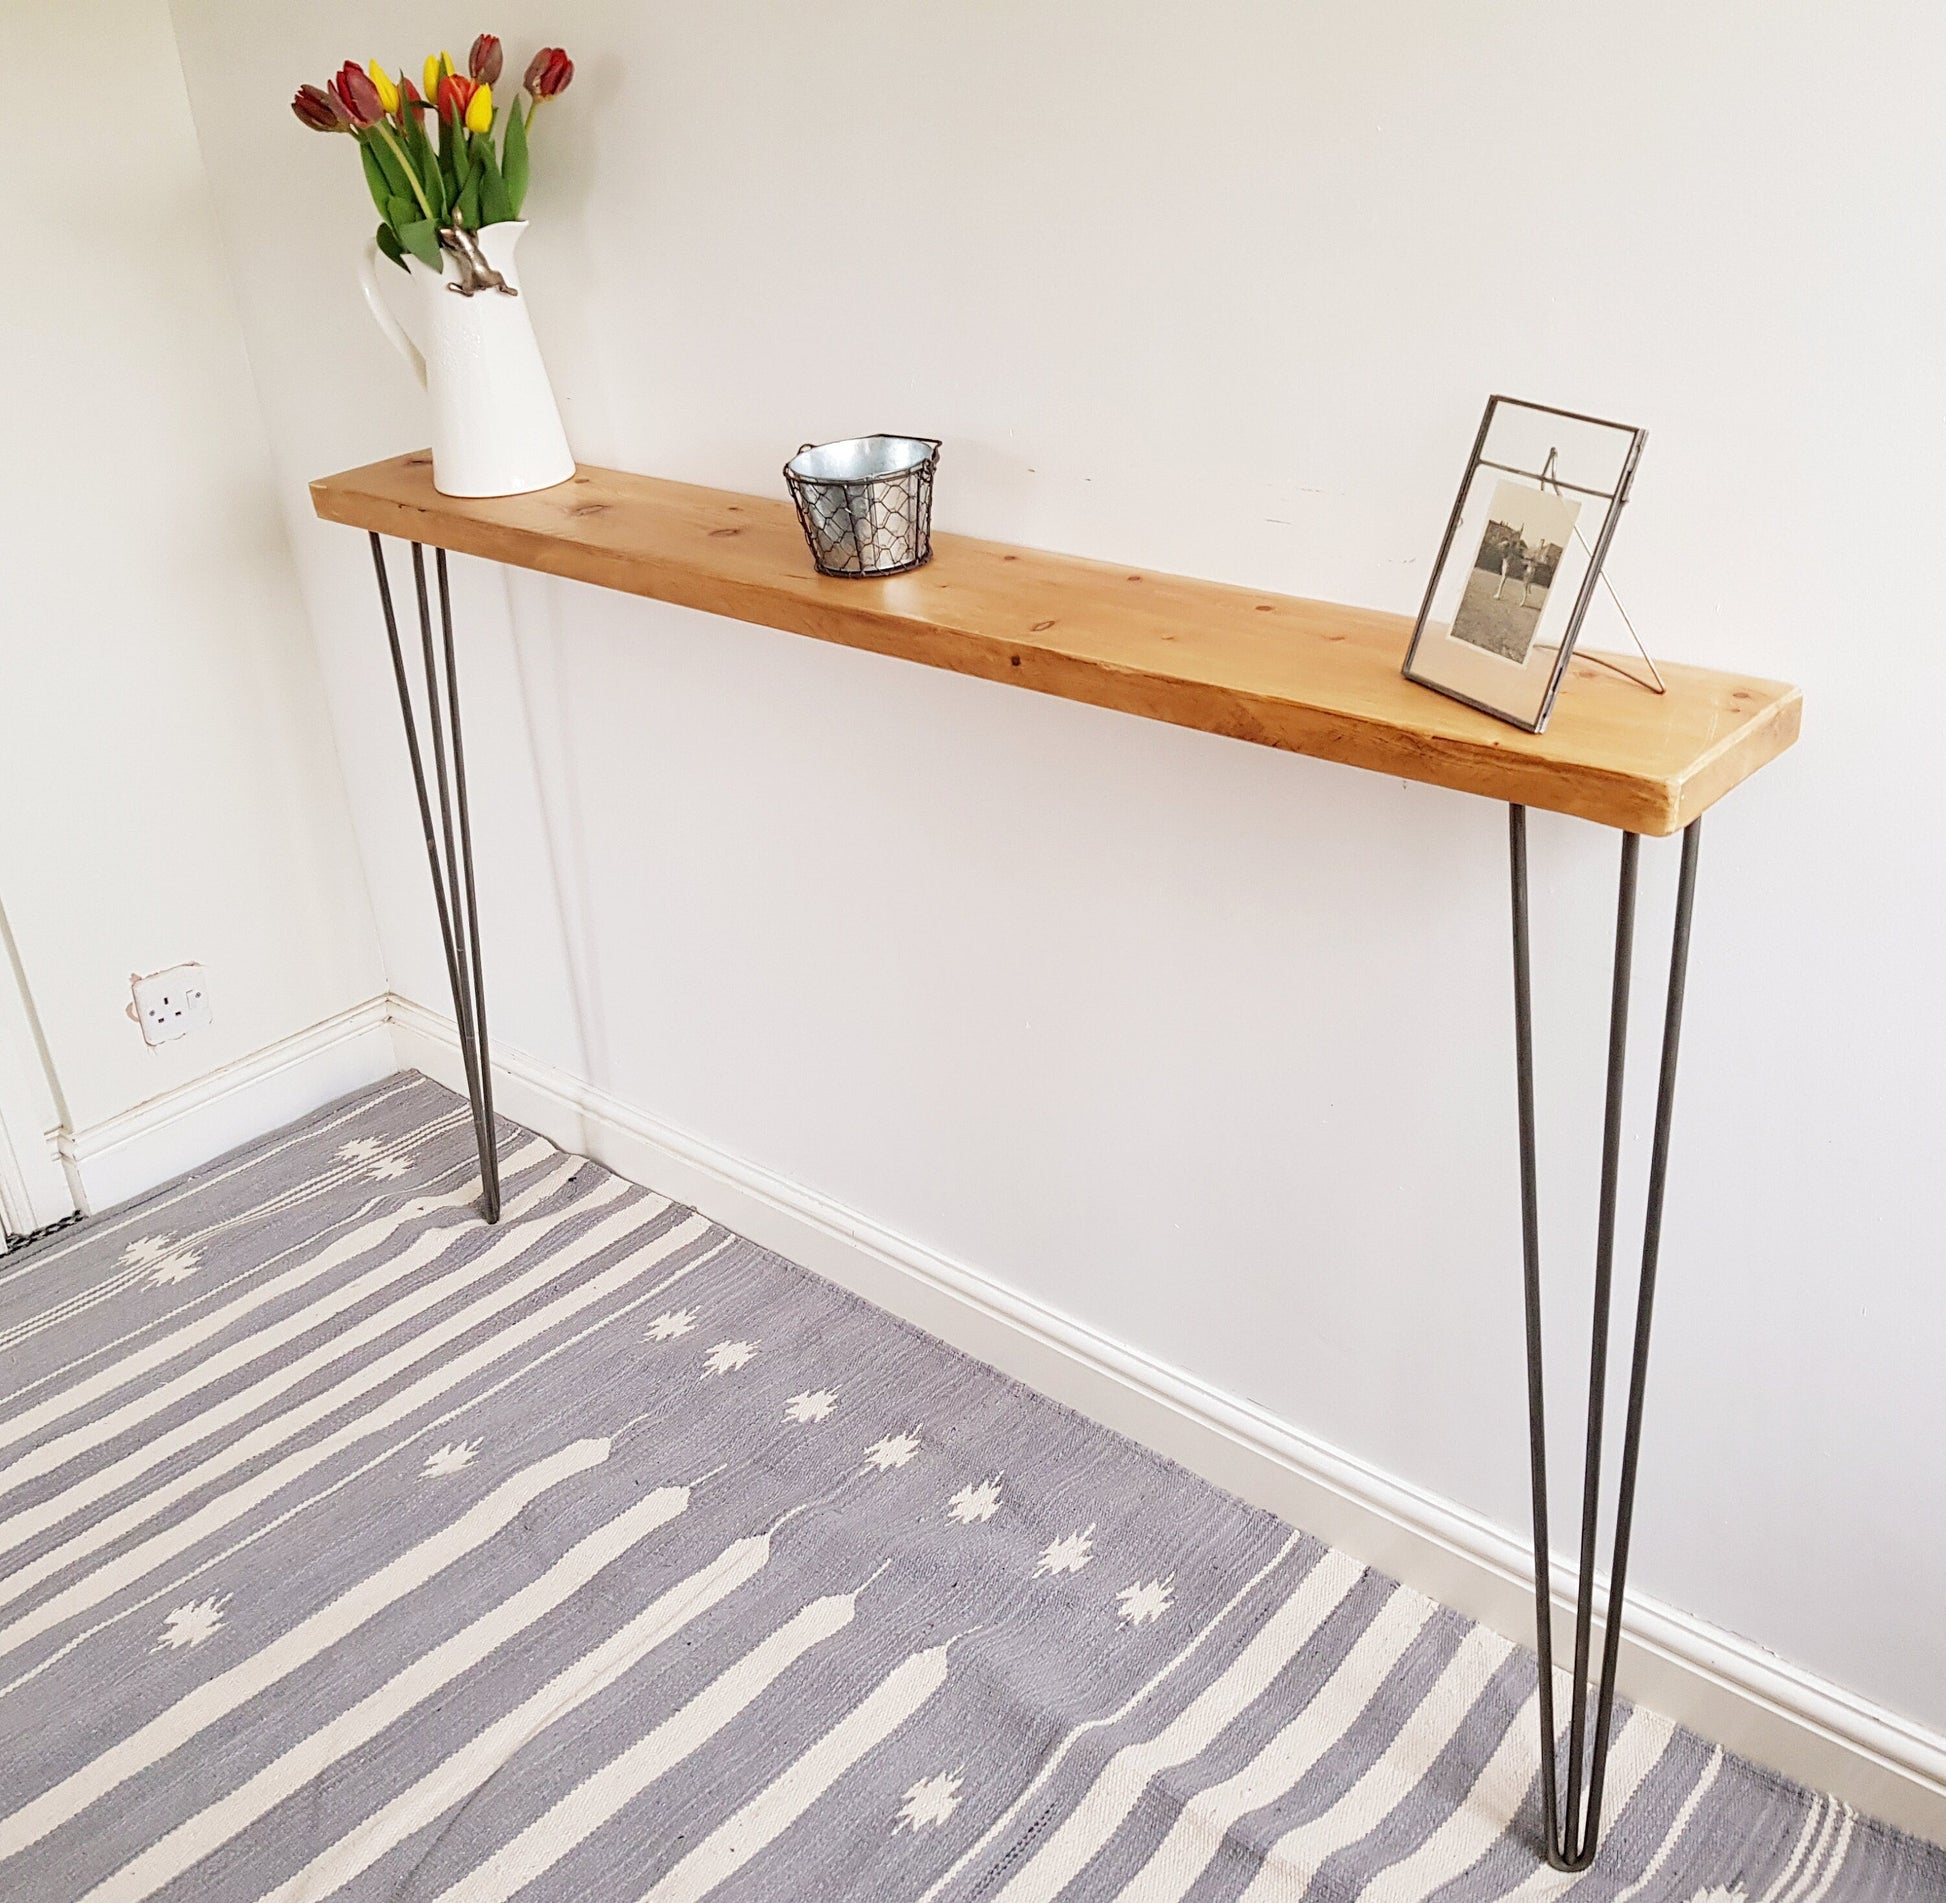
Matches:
[[1447, 479, 1582, 665]]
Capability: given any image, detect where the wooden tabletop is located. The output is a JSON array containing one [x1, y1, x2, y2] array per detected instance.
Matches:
[[312, 453, 1800, 836]]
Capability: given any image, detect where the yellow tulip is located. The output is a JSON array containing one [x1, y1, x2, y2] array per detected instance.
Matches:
[[422, 53, 441, 101], [368, 60, 400, 114], [464, 81, 493, 135]]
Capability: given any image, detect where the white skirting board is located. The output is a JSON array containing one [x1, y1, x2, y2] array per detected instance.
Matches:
[[57, 997, 397, 1214], [388, 992, 1946, 1847]]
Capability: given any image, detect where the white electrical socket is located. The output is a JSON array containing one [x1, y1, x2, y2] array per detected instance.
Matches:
[[128, 965, 212, 1048]]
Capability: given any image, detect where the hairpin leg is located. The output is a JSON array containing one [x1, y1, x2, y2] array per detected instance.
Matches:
[[1509, 805, 1701, 1868], [368, 534, 502, 1223]]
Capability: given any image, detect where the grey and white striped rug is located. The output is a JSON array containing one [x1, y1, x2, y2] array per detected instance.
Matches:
[[0, 1074, 1937, 1902]]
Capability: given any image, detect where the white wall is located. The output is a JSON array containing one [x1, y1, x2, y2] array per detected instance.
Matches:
[[0, 0, 385, 1185], [171, 0, 1946, 1752]]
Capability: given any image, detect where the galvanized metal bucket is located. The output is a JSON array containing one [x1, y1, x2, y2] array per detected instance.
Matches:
[[784, 435, 941, 578]]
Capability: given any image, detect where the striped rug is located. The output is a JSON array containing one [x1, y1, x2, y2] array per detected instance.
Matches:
[[0, 1074, 1936, 1902]]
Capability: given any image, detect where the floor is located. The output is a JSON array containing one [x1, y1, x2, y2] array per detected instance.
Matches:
[[0, 1074, 1938, 1902]]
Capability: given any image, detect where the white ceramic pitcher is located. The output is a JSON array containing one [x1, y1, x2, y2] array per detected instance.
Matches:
[[358, 221, 575, 499]]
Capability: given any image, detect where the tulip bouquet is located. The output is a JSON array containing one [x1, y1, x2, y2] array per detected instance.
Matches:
[[293, 35, 574, 291]]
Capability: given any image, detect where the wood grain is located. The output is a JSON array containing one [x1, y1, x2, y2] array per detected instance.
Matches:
[[311, 454, 1801, 836]]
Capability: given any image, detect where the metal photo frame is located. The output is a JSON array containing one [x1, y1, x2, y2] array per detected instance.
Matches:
[[1402, 397, 1648, 733]]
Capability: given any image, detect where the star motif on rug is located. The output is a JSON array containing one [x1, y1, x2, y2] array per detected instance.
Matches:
[[645, 1308, 699, 1343], [701, 1339, 757, 1379], [946, 1477, 1003, 1524], [120, 1235, 175, 1268], [336, 1137, 383, 1163], [1035, 1526, 1096, 1577], [862, 1431, 922, 1472], [154, 1594, 229, 1652], [785, 1388, 840, 1424], [146, 1250, 201, 1287], [367, 1155, 412, 1181], [421, 1439, 482, 1478], [1116, 1576, 1174, 1627], [895, 1768, 964, 1832]]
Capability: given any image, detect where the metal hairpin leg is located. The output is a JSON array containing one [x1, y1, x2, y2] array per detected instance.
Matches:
[[369, 535, 502, 1223], [1508, 804, 1701, 1869]]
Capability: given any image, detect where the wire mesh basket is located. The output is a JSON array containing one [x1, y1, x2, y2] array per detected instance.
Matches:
[[784, 435, 941, 578]]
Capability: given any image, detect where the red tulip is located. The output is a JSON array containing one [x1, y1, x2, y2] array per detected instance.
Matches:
[[523, 46, 573, 101], [329, 60, 384, 128], [435, 70, 478, 121], [290, 83, 343, 132], [468, 34, 503, 85]]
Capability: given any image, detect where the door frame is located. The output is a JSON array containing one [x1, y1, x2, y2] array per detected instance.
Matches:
[[0, 909, 76, 1242]]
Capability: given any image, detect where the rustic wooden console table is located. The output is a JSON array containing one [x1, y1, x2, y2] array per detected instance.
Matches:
[[312, 449, 1800, 1870]]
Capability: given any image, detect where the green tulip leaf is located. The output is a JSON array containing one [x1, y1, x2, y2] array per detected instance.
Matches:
[[358, 140, 392, 217], [369, 132, 412, 202], [456, 171, 482, 231], [397, 218, 443, 273], [419, 124, 450, 221], [404, 108, 437, 186], [375, 221, 408, 271], [387, 194, 415, 234], [476, 139, 513, 226], [444, 123, 474, 225], [502, 100, 529, 218]]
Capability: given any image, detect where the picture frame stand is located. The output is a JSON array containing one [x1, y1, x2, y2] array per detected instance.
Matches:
[[1534, 447, 1665, 699]]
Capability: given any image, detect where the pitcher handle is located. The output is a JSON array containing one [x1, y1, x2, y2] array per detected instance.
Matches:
[[359, 238, 427, 389]]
